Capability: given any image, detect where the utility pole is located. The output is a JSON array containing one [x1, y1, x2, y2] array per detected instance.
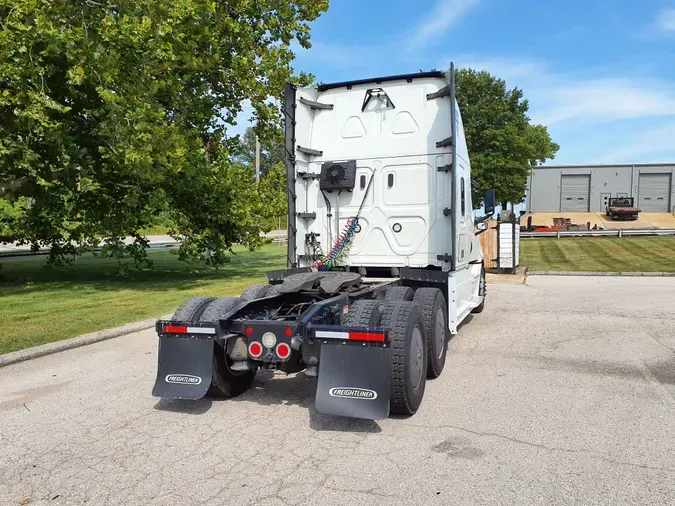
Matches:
[[255, 135, 261, 184]]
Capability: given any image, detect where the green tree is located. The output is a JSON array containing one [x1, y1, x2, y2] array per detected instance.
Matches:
[[455, 68, 559, 207], [0, 0, 327, 266], [234, 126, 285, 178]]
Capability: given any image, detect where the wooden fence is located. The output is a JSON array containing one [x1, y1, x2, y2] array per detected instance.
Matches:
[[477, 220, 499, 270]]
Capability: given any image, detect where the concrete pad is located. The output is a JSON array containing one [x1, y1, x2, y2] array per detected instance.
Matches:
[[522, 212, 675, 230], [1, 277, 675, 505], [487, 272, 525, 285]]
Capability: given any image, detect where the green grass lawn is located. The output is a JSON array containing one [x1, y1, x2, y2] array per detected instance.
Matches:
[[0, 244, 286, 354], [3, 235, 672, 354], [521, 236, 675, 272]]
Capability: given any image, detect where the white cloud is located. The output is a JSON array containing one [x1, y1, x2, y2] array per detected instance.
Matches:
[[447, 55, 675, 163], [593, 122, 675, 163], [407, 0, 480, 49], [536, 78, 675, 125], [452, 56, 675, 126], [656, 8, 675, 31], [453, 56, 544, 82]]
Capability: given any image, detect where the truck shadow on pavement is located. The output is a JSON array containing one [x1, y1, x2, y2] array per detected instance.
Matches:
[[237, 370, 383, 433], [151, 322, 472, 430], [153, 397, 213, 415], [153, 369, 382, 433], [520, 354, 675, 385]]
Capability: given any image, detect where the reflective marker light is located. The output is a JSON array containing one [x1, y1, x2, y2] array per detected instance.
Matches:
[[276, 343, 291, 360], [245, 327, 253, 335], [314, 330, 385, 342], [248, 342, 263, 358], [285, 328, 293, 337], [164, 325, 216, 335], [261, 332, 277, 349]]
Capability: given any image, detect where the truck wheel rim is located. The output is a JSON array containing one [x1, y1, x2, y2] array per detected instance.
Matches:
[[410, 325, 424, 390], [435, 308, 446, 359]]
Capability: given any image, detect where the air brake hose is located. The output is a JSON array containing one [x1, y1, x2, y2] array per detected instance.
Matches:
[[312, 171, 376, 271]]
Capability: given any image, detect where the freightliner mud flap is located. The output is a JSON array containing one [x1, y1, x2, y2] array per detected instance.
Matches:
[[315, 342, 391, 420], [152, 337, 214, 399]]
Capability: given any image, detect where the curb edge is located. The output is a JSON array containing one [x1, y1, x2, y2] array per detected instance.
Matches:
[[0, 314, 172, 368], [527, 271, 675, 277]]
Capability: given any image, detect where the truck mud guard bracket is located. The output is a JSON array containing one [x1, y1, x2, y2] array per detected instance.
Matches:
[[297, 145, 323, 157], [297, 171, 320, 180], [436, 137, 453, 148], [426, 84, 453, 100], [298, 96, 334, 110]]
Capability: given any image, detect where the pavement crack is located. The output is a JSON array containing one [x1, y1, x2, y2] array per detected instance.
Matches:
[[409, 423, 675, 473]]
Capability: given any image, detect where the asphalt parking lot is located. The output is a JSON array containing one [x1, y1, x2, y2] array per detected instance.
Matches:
[[1, 276, 674, 506]]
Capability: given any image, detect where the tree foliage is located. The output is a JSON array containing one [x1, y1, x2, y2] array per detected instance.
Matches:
[[455, 68, 559, 207], [0, 0, 327, 266], [234, 126, 285, 178]]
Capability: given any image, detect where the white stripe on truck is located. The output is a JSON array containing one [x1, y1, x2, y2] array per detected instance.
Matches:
[[315, 330, 349, 340], [186, 327, 216, 335]]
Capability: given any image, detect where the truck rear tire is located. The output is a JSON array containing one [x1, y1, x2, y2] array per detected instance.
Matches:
[[200, 297, 244, 322], [380, 301, 427, 415], [385, 286, 414, 301], [207, 340, 255, 398], [199, 298, 255, 398], [171, 296, 215, 321], [413, 288, 448, 378], [240, 283, 278, 300], [343, 299, 384, 326]]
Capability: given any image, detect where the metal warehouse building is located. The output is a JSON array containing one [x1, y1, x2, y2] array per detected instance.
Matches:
[[526, 163, 675, 213]]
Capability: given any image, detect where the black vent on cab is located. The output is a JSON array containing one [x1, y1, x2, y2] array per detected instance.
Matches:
[[319, 160, 357, 191]]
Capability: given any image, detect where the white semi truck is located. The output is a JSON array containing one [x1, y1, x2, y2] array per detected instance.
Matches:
[[153, 66, 495, 420]]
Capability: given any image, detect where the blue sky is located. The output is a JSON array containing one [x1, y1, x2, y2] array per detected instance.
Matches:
[[272, 0, 675, 166]]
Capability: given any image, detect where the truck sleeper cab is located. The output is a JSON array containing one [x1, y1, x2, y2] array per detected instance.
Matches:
[[152, 66, 494, 420]]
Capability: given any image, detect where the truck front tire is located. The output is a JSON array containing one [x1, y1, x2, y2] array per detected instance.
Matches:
[[380, 301, 427, 415], [413, 288, 448, 378]]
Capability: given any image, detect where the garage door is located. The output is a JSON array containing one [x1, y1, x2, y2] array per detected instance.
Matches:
[[638, 173, 671, 212], [560, 175, 590, 212]]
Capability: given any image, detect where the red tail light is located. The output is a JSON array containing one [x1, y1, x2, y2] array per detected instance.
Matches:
[[248, 341, 263, 358], [276, 343, 291, 360]]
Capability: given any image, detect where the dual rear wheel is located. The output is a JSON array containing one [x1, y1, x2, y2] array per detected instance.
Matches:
[[173, 283, 454, 414], [170, 296, 254, 399], [345, 286, 449, 415]]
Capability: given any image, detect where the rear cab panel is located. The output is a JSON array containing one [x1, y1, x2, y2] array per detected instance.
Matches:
[[292, 73, 457, 269]]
